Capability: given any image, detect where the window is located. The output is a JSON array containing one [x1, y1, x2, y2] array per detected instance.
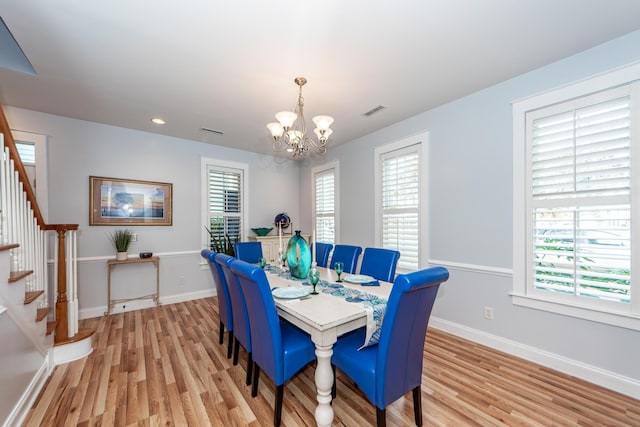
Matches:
[[201, 158, 248, 251], [375, 133, 428, 271], [12, 130, 48, 221], [16, 141, 35, 165], [513, 63, 640, 329], [312, 162, 338, 244]]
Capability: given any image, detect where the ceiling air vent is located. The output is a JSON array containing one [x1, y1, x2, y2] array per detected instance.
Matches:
[[363, 105, 386, 117], [200, 127, 224, 135]]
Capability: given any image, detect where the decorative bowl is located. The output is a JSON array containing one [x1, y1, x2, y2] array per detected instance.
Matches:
[[251, 227, 273, 236], [139, 252, 153, 258]]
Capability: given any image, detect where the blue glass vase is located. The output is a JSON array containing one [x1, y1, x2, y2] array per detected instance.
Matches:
[[287, 230, 311, 279]]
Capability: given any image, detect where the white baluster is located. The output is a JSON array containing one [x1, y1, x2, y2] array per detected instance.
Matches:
[[0, 135, 5, 244]]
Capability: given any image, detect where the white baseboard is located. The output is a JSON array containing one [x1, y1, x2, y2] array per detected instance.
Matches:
[[3, 354, 50, 427], [430, 317, 640, 400], [79, 288, 216, 319]]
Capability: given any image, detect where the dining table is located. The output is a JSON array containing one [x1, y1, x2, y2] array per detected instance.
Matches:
[[264, 265, 392, 427]]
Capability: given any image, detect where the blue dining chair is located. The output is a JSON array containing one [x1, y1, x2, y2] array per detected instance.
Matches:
[[314, 242, 333, 267], [229, 259, 316, 427], [359, 247, 401, 282], [201, 249, 233, 359], [214, 253, 253, 386], [329, 244, 362, 274], [234, 241, 263, 263], [331, 266, 449, 427]]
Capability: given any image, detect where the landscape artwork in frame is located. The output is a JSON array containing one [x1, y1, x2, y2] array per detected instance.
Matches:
[[89, 176, 173, 226]]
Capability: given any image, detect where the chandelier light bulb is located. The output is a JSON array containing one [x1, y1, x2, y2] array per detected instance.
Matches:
[[312, 115, 334, 131], [267, 122, 284, 139], [287, 129, 303, 143], [314, 127, 333, 141], [275, 111, 297, 129]]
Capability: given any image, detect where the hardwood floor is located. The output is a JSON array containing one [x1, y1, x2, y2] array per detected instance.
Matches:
[[23, 298, 639, 426]]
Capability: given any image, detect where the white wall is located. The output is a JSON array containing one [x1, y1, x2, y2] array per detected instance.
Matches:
[[5, 107, 300, 315], [299, 30, 640, 393]]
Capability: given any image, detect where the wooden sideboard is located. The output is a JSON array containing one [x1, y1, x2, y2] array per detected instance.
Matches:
[[248, 233, 311, 263]]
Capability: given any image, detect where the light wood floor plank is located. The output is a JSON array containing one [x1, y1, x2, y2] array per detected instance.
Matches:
[[23, 297, 638, 426]]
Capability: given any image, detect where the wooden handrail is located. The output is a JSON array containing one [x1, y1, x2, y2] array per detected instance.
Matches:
[[1, 104, 80, 343], [0, 106, 45, 227]]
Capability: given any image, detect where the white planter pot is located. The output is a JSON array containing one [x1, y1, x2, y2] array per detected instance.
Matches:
[[116, 252, 128, 261]]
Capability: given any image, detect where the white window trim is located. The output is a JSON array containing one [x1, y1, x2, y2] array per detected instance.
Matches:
[[311, 160, 340, 244], [374, 132, 429, 272], [201, 157, 249, 256], [512, 61, 640, 330], [11, 130, 48, 222]]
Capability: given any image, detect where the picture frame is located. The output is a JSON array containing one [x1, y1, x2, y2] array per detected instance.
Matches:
[[89, 176, 173, 226]]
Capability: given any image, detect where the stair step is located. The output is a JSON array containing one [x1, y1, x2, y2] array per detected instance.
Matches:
[[36, 307, 51, 322], [9, 270, 34, 283], [0, 243, 19, 252], [24, 290, 44, 304], [46, 320, 57, 336], [55, 327, 95, 346]]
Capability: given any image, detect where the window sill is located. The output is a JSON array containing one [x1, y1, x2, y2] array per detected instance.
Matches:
[[510, 293, 640, 331]]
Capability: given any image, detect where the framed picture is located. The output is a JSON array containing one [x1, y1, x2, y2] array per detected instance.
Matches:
[[89, 176, 173, 226]]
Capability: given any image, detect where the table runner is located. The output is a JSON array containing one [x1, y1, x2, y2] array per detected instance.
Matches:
[[314, 281, 387, 348], [263, 264, 387, 348]]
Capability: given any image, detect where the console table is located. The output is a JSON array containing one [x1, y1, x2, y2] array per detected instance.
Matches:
[[106, 256, 160, 315]]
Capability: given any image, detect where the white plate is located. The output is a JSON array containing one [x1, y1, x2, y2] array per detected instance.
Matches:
[[343, 274, 376, 284], [272, 287, 310, 299]]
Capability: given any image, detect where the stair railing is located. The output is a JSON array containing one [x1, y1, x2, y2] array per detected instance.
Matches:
[[0, 106, 79, 344]]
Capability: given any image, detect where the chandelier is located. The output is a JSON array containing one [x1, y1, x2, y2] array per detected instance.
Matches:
[[267, 77, 334, 158]]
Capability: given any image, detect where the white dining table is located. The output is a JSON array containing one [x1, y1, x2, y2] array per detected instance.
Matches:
[[265, 266, 392, 427]]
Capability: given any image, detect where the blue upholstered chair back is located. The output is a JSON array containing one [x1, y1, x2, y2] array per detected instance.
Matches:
[[201, 249, 232, 331], [376, 267, 449, 407], [233, 241, 263, 263], [359, 247, 401, 282], [214, 253, 251, 351], [314, 242, 333, 267], [230, 259, 285, 384], [329, 244, 362, 274]]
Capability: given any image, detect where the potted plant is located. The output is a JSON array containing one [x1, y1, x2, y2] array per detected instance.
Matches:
[[110, 229, 133, 260], [204, 226, 237, 256]]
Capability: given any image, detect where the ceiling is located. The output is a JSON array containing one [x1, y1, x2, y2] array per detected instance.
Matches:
[[2, 1, 640, 158]]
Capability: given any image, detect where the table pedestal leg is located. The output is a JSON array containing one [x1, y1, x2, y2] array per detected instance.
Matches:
[[314, 344, 334, 427]]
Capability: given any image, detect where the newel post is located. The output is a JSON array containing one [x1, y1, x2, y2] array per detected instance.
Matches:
[[54, 228, 69, 342]]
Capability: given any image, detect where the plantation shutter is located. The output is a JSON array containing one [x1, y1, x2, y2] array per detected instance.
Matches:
[[529, 87, 631, 303], [381, 144, 420, 270], [208, 166, 243, 245], [15, 141, 35, 165], [314, 168, 335, 244]]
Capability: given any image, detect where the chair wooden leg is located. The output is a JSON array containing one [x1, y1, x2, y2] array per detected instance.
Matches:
[[413, 386, 422, 426], [246, 352, 253, 386], [274, 384, 284, 427], [219, 321, 224, 344], [331, 364, 336, 399], [251, 363, 260, 397], [227, 331, 234, 359], [376, 407, 386, 427], [233, 338, 240, 365]]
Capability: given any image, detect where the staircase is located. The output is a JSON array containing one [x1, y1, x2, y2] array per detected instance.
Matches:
[[0, 243, 53, 352], [0, 106, 92, 427]]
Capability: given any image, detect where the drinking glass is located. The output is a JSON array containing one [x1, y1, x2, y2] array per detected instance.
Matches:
[[309, 268, 320, 294], [334, 261, 344, 282], [259, 257, 267, 268]]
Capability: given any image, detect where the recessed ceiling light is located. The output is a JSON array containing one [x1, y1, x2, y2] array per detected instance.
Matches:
[[151, 117, 166, 125]]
